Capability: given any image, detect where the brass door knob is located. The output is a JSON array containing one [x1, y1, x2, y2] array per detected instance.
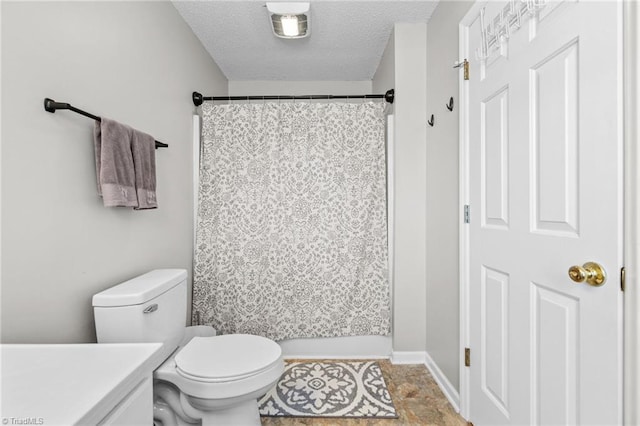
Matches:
[[568, 262, 606, 286]]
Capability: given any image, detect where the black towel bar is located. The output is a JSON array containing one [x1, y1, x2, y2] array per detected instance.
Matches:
[[44, 98, 168, 149]]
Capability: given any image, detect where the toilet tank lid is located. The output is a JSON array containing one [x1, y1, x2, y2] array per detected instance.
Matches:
[[92, 269, 187, 307]]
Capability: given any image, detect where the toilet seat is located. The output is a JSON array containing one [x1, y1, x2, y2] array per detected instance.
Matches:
[[154, 333, 284, 402], [175, 334, 282, 383]]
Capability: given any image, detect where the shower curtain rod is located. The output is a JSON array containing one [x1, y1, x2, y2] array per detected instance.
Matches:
[[191, 89, 395, 106], [43, 98, 169, 149]]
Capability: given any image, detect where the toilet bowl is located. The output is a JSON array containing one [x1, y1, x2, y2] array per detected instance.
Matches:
[[93, 269, 284, 425], [156, 334, 283, 425]]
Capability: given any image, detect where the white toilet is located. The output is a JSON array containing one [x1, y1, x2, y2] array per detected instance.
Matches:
[[93, 269, 284, 425]]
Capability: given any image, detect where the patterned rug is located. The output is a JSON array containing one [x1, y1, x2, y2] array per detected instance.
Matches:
[[258, 361, 398, 418]]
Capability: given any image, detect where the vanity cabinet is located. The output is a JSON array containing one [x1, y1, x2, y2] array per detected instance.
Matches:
[[1, 343, 161, 425], [98, 377, 153, 425]]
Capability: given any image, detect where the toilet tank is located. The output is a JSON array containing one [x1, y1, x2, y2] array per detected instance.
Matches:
[[93, 269, 187, 355]]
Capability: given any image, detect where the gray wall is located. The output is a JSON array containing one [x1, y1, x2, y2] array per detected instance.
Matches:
[[374, 24, 428, 353], [372, 31, 395, 111], [425, 0, 473, 390], [1, 1, 227, 343], [229, 81, 372, 96]]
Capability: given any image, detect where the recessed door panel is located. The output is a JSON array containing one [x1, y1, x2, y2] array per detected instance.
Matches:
[[481, 265, 510, 416], [530, 41, 579, 236], [481, 87, 509, 230], [531, 283, 579, 426]]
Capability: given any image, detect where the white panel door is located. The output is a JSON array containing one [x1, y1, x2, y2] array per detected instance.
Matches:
[[465, 1, 622, 425]]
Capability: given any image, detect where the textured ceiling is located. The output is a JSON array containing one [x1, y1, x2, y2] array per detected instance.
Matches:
[[172, 1, 439, 81]]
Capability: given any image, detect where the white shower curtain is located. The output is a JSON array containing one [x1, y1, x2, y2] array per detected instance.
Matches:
[[193, 101, 390, 341]]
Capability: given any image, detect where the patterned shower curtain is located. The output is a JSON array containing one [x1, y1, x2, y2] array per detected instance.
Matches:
[[193, 101, 390, 341]]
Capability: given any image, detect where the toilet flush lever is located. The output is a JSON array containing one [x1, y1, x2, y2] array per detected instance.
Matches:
[[143, 304, 158, 314]]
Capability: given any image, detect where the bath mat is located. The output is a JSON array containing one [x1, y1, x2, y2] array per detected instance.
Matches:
[[258, 361, 398, 418]]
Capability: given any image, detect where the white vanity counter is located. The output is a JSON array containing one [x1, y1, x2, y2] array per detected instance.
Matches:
[[1, 343, 162, 425]]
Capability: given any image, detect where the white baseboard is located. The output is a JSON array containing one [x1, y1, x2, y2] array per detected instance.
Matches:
[[424, 351, 460, 412], [391, 351, 426, 364]]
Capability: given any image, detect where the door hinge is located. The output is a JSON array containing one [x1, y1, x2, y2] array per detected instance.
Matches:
[[454, 59, 470, 80], [464, 205, 470, 224], [621, 267, 626, 292], [465, 347, 471, 367]]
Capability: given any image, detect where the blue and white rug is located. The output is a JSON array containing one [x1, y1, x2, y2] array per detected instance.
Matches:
[[258, 361, 398, 418]]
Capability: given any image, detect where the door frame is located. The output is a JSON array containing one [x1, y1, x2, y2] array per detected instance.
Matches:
[[457, 1, 639, 423], [623, 1, 639, 424]]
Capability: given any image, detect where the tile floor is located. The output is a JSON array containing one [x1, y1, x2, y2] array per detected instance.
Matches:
[[261, 359, 468, 426]]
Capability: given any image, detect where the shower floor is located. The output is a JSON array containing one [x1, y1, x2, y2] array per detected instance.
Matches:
[[261, 359, 467, 425]]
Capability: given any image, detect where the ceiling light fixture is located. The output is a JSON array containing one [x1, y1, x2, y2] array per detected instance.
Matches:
[[266, 2, 310, 39]]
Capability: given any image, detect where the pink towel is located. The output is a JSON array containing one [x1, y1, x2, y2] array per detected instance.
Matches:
[[94, 118, 157, 209]]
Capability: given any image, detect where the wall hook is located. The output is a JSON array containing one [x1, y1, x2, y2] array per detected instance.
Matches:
[[446, 97, 454, 111], [427, 114, 435, 127]]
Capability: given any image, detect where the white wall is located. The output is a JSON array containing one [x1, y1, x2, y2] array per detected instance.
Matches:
[[1, 1, 228, 343], [373, 24, 428, 354], [229, 80, 372, 97], [425, 0, 473, 391]]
